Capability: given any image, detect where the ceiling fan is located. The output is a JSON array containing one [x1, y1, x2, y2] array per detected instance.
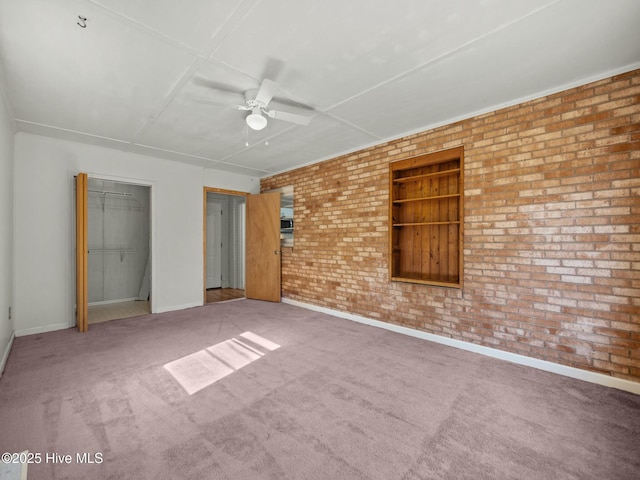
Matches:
[[236, 78, 312, 131]]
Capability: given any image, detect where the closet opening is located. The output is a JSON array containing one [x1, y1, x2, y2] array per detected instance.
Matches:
[[87, 178, 151, 324], [204, 189, 246, 304]]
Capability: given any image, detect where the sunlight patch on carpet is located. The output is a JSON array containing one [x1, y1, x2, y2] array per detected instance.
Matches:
[[164, 331, 280, 395], [240, 331, 281, 351], [207, 338, 262, 370]]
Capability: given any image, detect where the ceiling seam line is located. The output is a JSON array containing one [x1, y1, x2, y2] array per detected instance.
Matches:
[[321, 112, 383, 140], [321, 0, 564, 112], [13, 121, 222, 167], [204, 0, 264, 58], [124, 2, 264, 144], [130, 142, 222, 163], [15, 119, 131, 144], [84, 0, 206, 57], [215, 161, 272, 175], [128, 57, 207, 143]]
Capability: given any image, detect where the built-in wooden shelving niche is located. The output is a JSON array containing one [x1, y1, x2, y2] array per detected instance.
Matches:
[[389, 146, 464, 288]]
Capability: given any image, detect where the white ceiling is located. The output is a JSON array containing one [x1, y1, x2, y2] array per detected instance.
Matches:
[[0, 0, 638, 177]]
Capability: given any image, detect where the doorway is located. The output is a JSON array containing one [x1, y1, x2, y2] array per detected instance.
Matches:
[[86, 178, 151, 323], [204, 190, 246, 303]]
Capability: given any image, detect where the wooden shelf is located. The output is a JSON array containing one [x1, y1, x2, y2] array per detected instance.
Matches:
[[392, 193, 460, 204], [393, 221, 460, 227], [389, 147, 464, 288], [391, 275, 461, 288], [393, 168, 460, 184]]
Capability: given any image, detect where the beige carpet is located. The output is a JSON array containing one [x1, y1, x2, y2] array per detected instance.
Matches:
[[88, 300, 149, 324]]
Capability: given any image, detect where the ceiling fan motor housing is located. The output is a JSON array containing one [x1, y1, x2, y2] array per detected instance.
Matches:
[[246, 106, 267, 130], [235, 80, 310, 130]]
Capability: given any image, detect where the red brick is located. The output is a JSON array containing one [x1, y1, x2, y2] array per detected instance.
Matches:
[[261, 69, 640, 384]]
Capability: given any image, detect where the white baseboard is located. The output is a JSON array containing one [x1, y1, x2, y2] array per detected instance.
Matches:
[[13, 300, 201, 336], [88, 297, 138, 306], [155, 301, 202, 314], [283, 298, 640, 396], [0, 331, 15, 378], [15, 322, 71, 337]]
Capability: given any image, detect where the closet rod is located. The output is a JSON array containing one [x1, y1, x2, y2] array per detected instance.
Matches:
[[88, 189, 135, 197], [88, 248, 135, 253]]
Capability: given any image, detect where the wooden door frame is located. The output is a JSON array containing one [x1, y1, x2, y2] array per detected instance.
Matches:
[[203, 187, 249, 304], [75, 173, 155, 331], [76, 173, 88, 332]]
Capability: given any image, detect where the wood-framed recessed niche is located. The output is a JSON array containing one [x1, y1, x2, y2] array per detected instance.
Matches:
[[389, 146, 464, 288], [265, 185, 294, 247]]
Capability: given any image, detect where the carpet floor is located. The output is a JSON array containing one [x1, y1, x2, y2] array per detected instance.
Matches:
[[0, 299, 638, 479]]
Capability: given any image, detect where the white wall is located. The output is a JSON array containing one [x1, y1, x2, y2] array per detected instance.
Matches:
[[204, 168, 260, 194], [0, 87, 15, 371], [13, 133, 257, 335]]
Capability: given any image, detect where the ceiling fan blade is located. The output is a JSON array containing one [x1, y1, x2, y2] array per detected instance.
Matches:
[[255, 79, 279, 106], [193, 76, 244, 95], [265, 109, 311, 126], [189, 98, 239, 109], [261, 58, 285, 84], [270, 96, 316, 112]]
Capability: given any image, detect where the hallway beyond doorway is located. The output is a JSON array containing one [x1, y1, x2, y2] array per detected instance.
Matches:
[[206, 288, 245, 303]]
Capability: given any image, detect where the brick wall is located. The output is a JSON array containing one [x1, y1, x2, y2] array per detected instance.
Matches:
[[261, 70, 640, 382]]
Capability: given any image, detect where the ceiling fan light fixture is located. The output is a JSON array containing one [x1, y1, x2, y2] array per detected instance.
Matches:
[[246, 108, 267, 131]]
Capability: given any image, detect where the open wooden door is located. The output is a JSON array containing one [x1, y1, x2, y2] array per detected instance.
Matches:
[[245, 192, 281, 302], [75, 173, 88, 332]]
